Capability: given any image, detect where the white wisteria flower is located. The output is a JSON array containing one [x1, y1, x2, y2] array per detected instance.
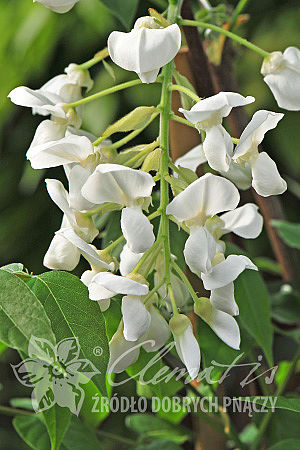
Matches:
[[169, 314, 200, 380], [232, 110, 287, 196], [194, 298, 240, 349], [174, 144, 207, 173], [179, 92, 255, 172], [82, 164, 155, 253], [261, 47, 300, 111], [33, 0, 79, 14], [166, 174, 258, 315], [119, 244, 144, 276], [43, 179, 98, 270], [108, 16, 181, 83], [108, 308, 170, 373]]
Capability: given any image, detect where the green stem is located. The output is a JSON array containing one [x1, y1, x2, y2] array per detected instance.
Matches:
[[105, 112, 160, 150], [143, 277, 165, 305], [179, 19, 269, 58], [229, 0, 250, 30], [172, 261, 199, 303], [124, 141, 159, 167], [67, 79, 142, 109], [0, 406, 33, 417], [78, 47, 109, 70], [96, 430, 136, 446], [132, 238, 163, 274], [170, 113, 196, 128], [251, 345, 300, 450], [85, 203, 121, 217], [169, 84, 201, 102]]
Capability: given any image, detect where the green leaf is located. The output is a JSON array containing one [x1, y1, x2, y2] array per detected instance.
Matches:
[[26, 271, 109, 395], [271, 286, 300, 325], [240, 396, 300, 413], [135, 441, 182, 450], [42, 406, 71, 450], [13, 415, 50, 450], [173, 69, 197, 110], [271, 220, 300, 249], [99, 0, 139, 30], [0, 262, 24, 273], [226, 243, 274, 367], [125, 414, 192, 443], [102, 106, 156, 138], [0, 341, 7, 355], [102, 60, 116, 81], [268, 439, 300, 450], [62, 416, 102, 450], [0, 270, 55, 353]]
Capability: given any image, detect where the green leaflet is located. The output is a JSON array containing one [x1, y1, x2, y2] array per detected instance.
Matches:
[[99, 0, 139, 30]]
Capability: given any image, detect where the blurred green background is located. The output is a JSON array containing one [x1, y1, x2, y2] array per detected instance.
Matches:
[[0, 0, 299, 274]]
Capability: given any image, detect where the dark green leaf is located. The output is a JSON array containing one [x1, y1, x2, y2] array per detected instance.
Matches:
[[99, 0, 139, 30], [271, 220, 300, 249], [26, 271, 109, 395], [42, 406, 71, 450], [268, 439, 300, 450], [240, 396, 300, 413], [13, 415, 50, 450], [125, 414, 192, 443], [0, 270, 55, 353], [226, 243, 274, 367], [63, 416, 102, 450], [135, 441, 182, 450]]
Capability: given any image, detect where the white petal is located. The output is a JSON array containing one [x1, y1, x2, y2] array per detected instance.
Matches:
[[88, 282, 115, 301], [82, 164, 154, 206], [201, 255, 257, 290], [184, 227, 216, 276], [220, 203, 263, 238], [108, 324, 141, 373], [121, 207, 155, 254], [122, 295, 151, 341], [207, 309, 240, 349], [262, 47, 300, 111], [203, 125, 233, 172], [43, 233, 80, 270], [251, 152, 287, 197], [142, 306, 170, 352], [45, 178, 72, 218], [91, 272, 148, 297], [174, 144, 207, 173], [108, 24, 181, 76], [33, 0, 79, 13], [68, 165, 95, 211], [166, 173, 240, 223], [179, 92, 255, 125], [59, 228, 113, 271], [234, 110, 284, 160], [173, 325, 200, 380], [120, 244, 143, 276], [8, 86, 61, 111], [28, 135, 94, 169], [65, 63, 94, 91], [27, 120, 66, 156], [221, 160, 252, 190], [81, 269, 97, 287], [210, 282, 239, 316], [137, 69, 160, 84], [40, 74, 81, 104]]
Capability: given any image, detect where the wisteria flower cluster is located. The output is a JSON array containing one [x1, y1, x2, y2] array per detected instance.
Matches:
[[9, 2, 300, 381]]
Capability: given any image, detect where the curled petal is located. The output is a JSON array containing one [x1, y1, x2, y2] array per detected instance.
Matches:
[[142, 306, 170, 352], [174, 144, 207, 173], [172, 323, 200, 380], [82, 163, 154, 206], [120, 244, 144, 276], [166, 173, 240, 224], [121, 207, 155, 253], [203, 125, 233, 172], [210, 282, 239, 316], [108, 24, 181, 82], [8, 86, 61, 112], [68, 165, 95, 211], [201, 255, 257, 290], [184, 227, 216, 276], [88, 272, 148, 300], [251, 152, 287, 197], [108, 324, 141, 373], [122, 295, 151, 341], [207, 308, 240, 349], [220, 203, 263, 239], [44, 232, 80, 270]]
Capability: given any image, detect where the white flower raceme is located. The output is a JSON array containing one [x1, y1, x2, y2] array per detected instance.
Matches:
[[33, 0, 79, 14], [169, 314, 200, 380], [108, 16, 181, 83], [82, 164, 155, 253], [231, 110, 287, 196], [179, 92, 255, 172], [166, 174, 259, 315], [108, 308, 170, 373], [43, 179, 98, 270], [261, 47, 300, 111], [194, 298, 240, 349]]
